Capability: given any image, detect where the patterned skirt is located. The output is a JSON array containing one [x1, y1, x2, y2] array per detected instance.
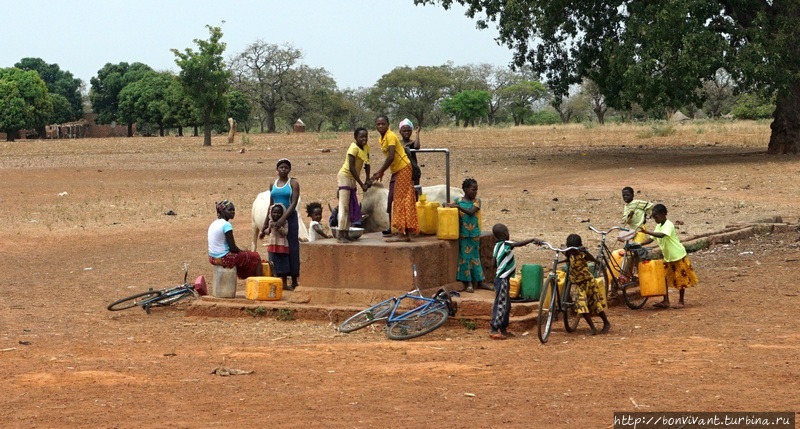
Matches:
[[573, 277, 607, 314], [209, 251, 262, 279], [390, 165, 419, 234], [457, 236, 484, 282], [664, 256, 699, 289]]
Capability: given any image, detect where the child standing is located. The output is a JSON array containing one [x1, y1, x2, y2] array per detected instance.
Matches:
[[306, 202, 332, 241], [640, 204, 699, 309], [446, 178, 485, 293], [490, 223, 540, 339], [621, 186, 654, 244], [565, 233, 611, 334], [264, 204, 292, 290]]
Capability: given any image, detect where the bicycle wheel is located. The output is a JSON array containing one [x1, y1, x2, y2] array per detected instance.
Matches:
[[537, 277, 558, 343], [563, 279, 580, 333], [107, 290, 162, 311], [338, 298, 395, 333], [622, 260, 648, 309], [386, 305, 449, 340]]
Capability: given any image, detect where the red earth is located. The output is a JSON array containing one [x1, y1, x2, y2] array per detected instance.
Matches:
[[1, 124, 798, 428]]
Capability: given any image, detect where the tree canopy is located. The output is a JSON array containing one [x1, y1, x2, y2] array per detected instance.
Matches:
[[416, 0, 800, 153], [172, 25, 230, 146], [0, 67, 53, 141], [89, 62, 153, 136]]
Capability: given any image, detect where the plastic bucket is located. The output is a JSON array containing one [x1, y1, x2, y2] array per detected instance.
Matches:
[[520, 264, 543, 300], [638, 259, 667, 297]]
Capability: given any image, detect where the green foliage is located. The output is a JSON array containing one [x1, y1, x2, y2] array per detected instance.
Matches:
[[499, 80, 547, 125], [416, 0, 800, 152], [459, 318, 477, 331], [0, 67, 53, 140], [276, 308, 295, 321], [245, 306, 267, 317], [226, 90, 252, 126], [367, 65, 453, 126], [89, 62, 153, 129], [441, 89, 491, 126], [15, 57, 83, 121], [49, 93, 74, 124], [731, 93, 775, 120], [118, 71, 176, 136], [528, 109, 560, 125], [172, 25, 230, 146]]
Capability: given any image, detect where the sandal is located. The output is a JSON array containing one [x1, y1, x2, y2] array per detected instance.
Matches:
[[489, 332, 507, 340], [674, 303, 685, 309], [652, 301, 670, 309], [465, 286, 475, 293]]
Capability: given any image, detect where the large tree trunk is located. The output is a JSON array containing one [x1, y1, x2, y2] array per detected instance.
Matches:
[[266, 108, 277, 133], [203, 113, 212, 146], [127, 123, 133, 137], [768, 80, 800, 154]]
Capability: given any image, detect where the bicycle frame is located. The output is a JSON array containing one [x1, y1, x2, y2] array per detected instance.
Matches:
[[536, 242, 581, 343], [588, 225, 648, 309]]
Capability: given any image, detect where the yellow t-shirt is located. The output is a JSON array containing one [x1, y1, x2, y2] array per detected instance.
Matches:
[[622, 199, 654, 230], [654, 219, 687, 262], [339, 142, 369, 180], [379, 130, 411, 174]]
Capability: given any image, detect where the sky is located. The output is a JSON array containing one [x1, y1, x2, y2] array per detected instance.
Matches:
[[2, 0, 514, 90]]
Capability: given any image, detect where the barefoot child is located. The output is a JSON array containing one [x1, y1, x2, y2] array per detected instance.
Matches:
[[490, 223, 540, 340], [445, 178, 485, 293], [263, 204, 292, 290], [565, 233, 611, 334], [306, 202, 332, 241], [621, 186, 654, 244], [640, 204, 699, 309]]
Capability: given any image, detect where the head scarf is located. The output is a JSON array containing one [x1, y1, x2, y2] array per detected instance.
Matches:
[[216, 200, 233, 216], [276, 158, 291, 169], [398, 118, 413, 130]]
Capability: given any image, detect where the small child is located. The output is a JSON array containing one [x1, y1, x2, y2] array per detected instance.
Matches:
[[640, 204, 699, 309], [565, 233, 611, 335], [490, 223, 540, 340], [445, 178, 486, 293], [265, 204, 292, 291], [306, 202, 332, 242]]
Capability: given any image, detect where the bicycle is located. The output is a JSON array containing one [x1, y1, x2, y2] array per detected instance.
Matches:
[[107, 263, 207, 314], [587, 225, 648, 309], [338, 264, 460, 340], [536, 241, 582, 344]]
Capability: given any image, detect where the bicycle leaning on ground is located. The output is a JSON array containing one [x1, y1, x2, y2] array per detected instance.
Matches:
[[338, 264, 459, 340], [587, 225, 648, 309], [107, 263, 207, 314], [536, 241, 582, 344]]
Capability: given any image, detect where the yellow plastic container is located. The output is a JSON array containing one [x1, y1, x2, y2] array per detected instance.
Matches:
[[594, 276, 607, 303], [245, 276, 283, 301], [416, 194, 439, 235], [609, 249, 625, 279], [638, 259, 667, 297], [261, 260, 272, 277], [509, 276, 521, 299], [437, 207, 459, 240]]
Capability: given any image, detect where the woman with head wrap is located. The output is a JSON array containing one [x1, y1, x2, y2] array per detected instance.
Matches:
[[260, 158, 302, 288], [398, 118, 422, 195], [208, 200, 263, 279]]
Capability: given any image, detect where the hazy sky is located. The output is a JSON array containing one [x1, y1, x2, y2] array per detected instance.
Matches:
[[3, 0, 514, 90]]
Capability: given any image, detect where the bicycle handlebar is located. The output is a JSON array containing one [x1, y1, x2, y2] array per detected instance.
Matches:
[[537, 241, 582, 253], [588, 225, 629, 235]]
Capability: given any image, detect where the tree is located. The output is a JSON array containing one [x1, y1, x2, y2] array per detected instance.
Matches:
[[582, 79, 609, 124], [118, 71, 175, 136], [499, 80, 547, 126], [229, 41, 303, 133], [367, 65, 452, 126], [172, 25, 230, 146], [441, 90, 491, 126], [15, 57, 83, 122], [0, 68, 53, 141], [417, 0, 800, 153], [89, 62, 153, 137], [49, 93, 74, 124], [226, 90, 253, 133], [700, 68, 737, 119]]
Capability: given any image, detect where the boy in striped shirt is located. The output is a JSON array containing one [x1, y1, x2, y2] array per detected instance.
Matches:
[[490, 223, 541, 340]]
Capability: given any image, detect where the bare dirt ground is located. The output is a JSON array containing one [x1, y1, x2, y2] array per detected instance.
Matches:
[[1, 122, 799, 428]]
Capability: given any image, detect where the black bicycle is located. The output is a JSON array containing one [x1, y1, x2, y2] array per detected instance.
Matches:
[[588, 226, 648, 309], [107, 264, 207, 314], [536, 242, 581, 344]]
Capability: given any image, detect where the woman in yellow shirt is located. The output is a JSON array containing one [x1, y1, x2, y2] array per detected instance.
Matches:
[[370, 115, 419, 242]]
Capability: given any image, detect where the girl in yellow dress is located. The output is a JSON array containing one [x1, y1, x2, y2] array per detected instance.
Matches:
[[566, 233, 611, 334]]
